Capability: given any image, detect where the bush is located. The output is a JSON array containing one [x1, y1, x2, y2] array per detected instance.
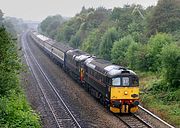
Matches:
[[111, 35, 134, 66], [0, 27, 41, 127], [161, 44, 180, 88], [0, 92, 41, 128], [126, 42, 139, 69], [147, 33, 173, 71], [0, 27, 20, 96], [100, 27, 118, 60]]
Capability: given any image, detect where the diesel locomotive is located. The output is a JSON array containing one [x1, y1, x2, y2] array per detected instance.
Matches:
[[30, 31, 139, 113]]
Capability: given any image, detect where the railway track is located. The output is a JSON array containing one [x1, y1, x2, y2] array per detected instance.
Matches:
[[115, 105, 175, 128], [116, 114, 153, 128], [138, 105, 175, 128], [22, 32, 81, 128]]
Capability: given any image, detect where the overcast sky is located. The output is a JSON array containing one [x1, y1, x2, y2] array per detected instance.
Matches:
[[0, 0, 158, 21]]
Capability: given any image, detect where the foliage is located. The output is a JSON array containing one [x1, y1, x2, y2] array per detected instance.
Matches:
[[111, 7, 133, 37], [161, 44, 180, 88], [126, 42, 139, 69], [40, 3, 179, 88], [0, 10, 28, 37], [57, 23, 75, 42], [81, 19, 113, 55], [111, 35, 134, 66], [56, 7, 111, 48], [141, 91, 180, 127], [40, 15, 65, 39], [0, 27, 20, 96], [147, 33, 173, 71], [147, 0, 180, 35], [4, 17, 28, 35], [0, 92, 41, 128], [139, 71, 180, 127], [81, 29, 101, 55], [0, 27, 40, 127], [99, 27, 118, 60], [134, 44, 150, 71], [0, 9, 3, 25]]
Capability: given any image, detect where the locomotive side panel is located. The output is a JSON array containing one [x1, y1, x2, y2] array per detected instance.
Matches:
[[84, 66, 107, 97]]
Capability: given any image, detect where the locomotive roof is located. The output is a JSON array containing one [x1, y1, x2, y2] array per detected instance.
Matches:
[[52, 42, 73, 52], [66, 49, 91, 61], [85, 58, 136, 77]]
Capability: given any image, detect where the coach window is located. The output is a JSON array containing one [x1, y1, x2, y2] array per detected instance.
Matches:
[[112, 78, 121, 86]]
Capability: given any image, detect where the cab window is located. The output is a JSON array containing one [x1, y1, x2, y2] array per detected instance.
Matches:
[[112, 78, 121, 86], [122, 77, 129, 86]]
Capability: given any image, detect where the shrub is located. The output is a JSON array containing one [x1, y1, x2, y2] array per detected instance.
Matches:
[[161, 44, 180, 88], [111, 35, 134, 66]]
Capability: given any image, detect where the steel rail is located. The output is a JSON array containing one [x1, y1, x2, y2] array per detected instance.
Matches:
[[22, 32, 82, 128], [116, 114, 153, 128], [22, 34, 62, 128], [139, 105, 175, 128], [133, 114, 153, 128], [116, 115, 132, 128]]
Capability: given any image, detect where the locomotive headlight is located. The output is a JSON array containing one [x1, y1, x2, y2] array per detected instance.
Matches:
[[124, 91, 128, 95]]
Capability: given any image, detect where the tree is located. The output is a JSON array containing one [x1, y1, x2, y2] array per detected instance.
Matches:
[[0, 10, 3, 25], [0, 9, 3, 23], [111, 7, 133, 38], [81, 29, 100, 54], [161, 44, 180, 88], [126, 42, 139, 69], [40, 15, 65, 39], [99, 27, 118, 60], [135, 44, 150, 71], [57, 24, 75, 42], [147, 0, 180, 35], [0, 27, 20, 96], [147, 33, 173, 71], [111, 35, 134, 66]]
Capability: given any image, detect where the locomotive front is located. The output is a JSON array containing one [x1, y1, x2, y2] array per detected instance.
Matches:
[[106, 66, 139, 113]]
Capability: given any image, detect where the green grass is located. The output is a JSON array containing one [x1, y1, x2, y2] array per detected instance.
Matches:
[[139, 72, 180, 127]]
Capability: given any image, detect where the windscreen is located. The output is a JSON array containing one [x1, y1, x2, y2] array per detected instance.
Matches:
[[122, 77, 130, 86], [112, 78, 121, 86], [112, 77, 131, 86]]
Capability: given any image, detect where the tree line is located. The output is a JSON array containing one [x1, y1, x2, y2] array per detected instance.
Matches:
[[39, 0, 180, 89]]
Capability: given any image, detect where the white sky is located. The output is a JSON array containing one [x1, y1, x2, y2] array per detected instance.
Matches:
[[0, 0, 158, 21]]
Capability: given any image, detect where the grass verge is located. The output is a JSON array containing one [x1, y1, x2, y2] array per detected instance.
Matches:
[[139, 72, 180, 127]]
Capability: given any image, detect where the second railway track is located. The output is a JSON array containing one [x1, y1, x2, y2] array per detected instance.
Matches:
[[22, 32, 81, 128]]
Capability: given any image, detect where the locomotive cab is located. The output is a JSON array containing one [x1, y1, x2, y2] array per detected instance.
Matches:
[[108, 72, 139, 113]]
